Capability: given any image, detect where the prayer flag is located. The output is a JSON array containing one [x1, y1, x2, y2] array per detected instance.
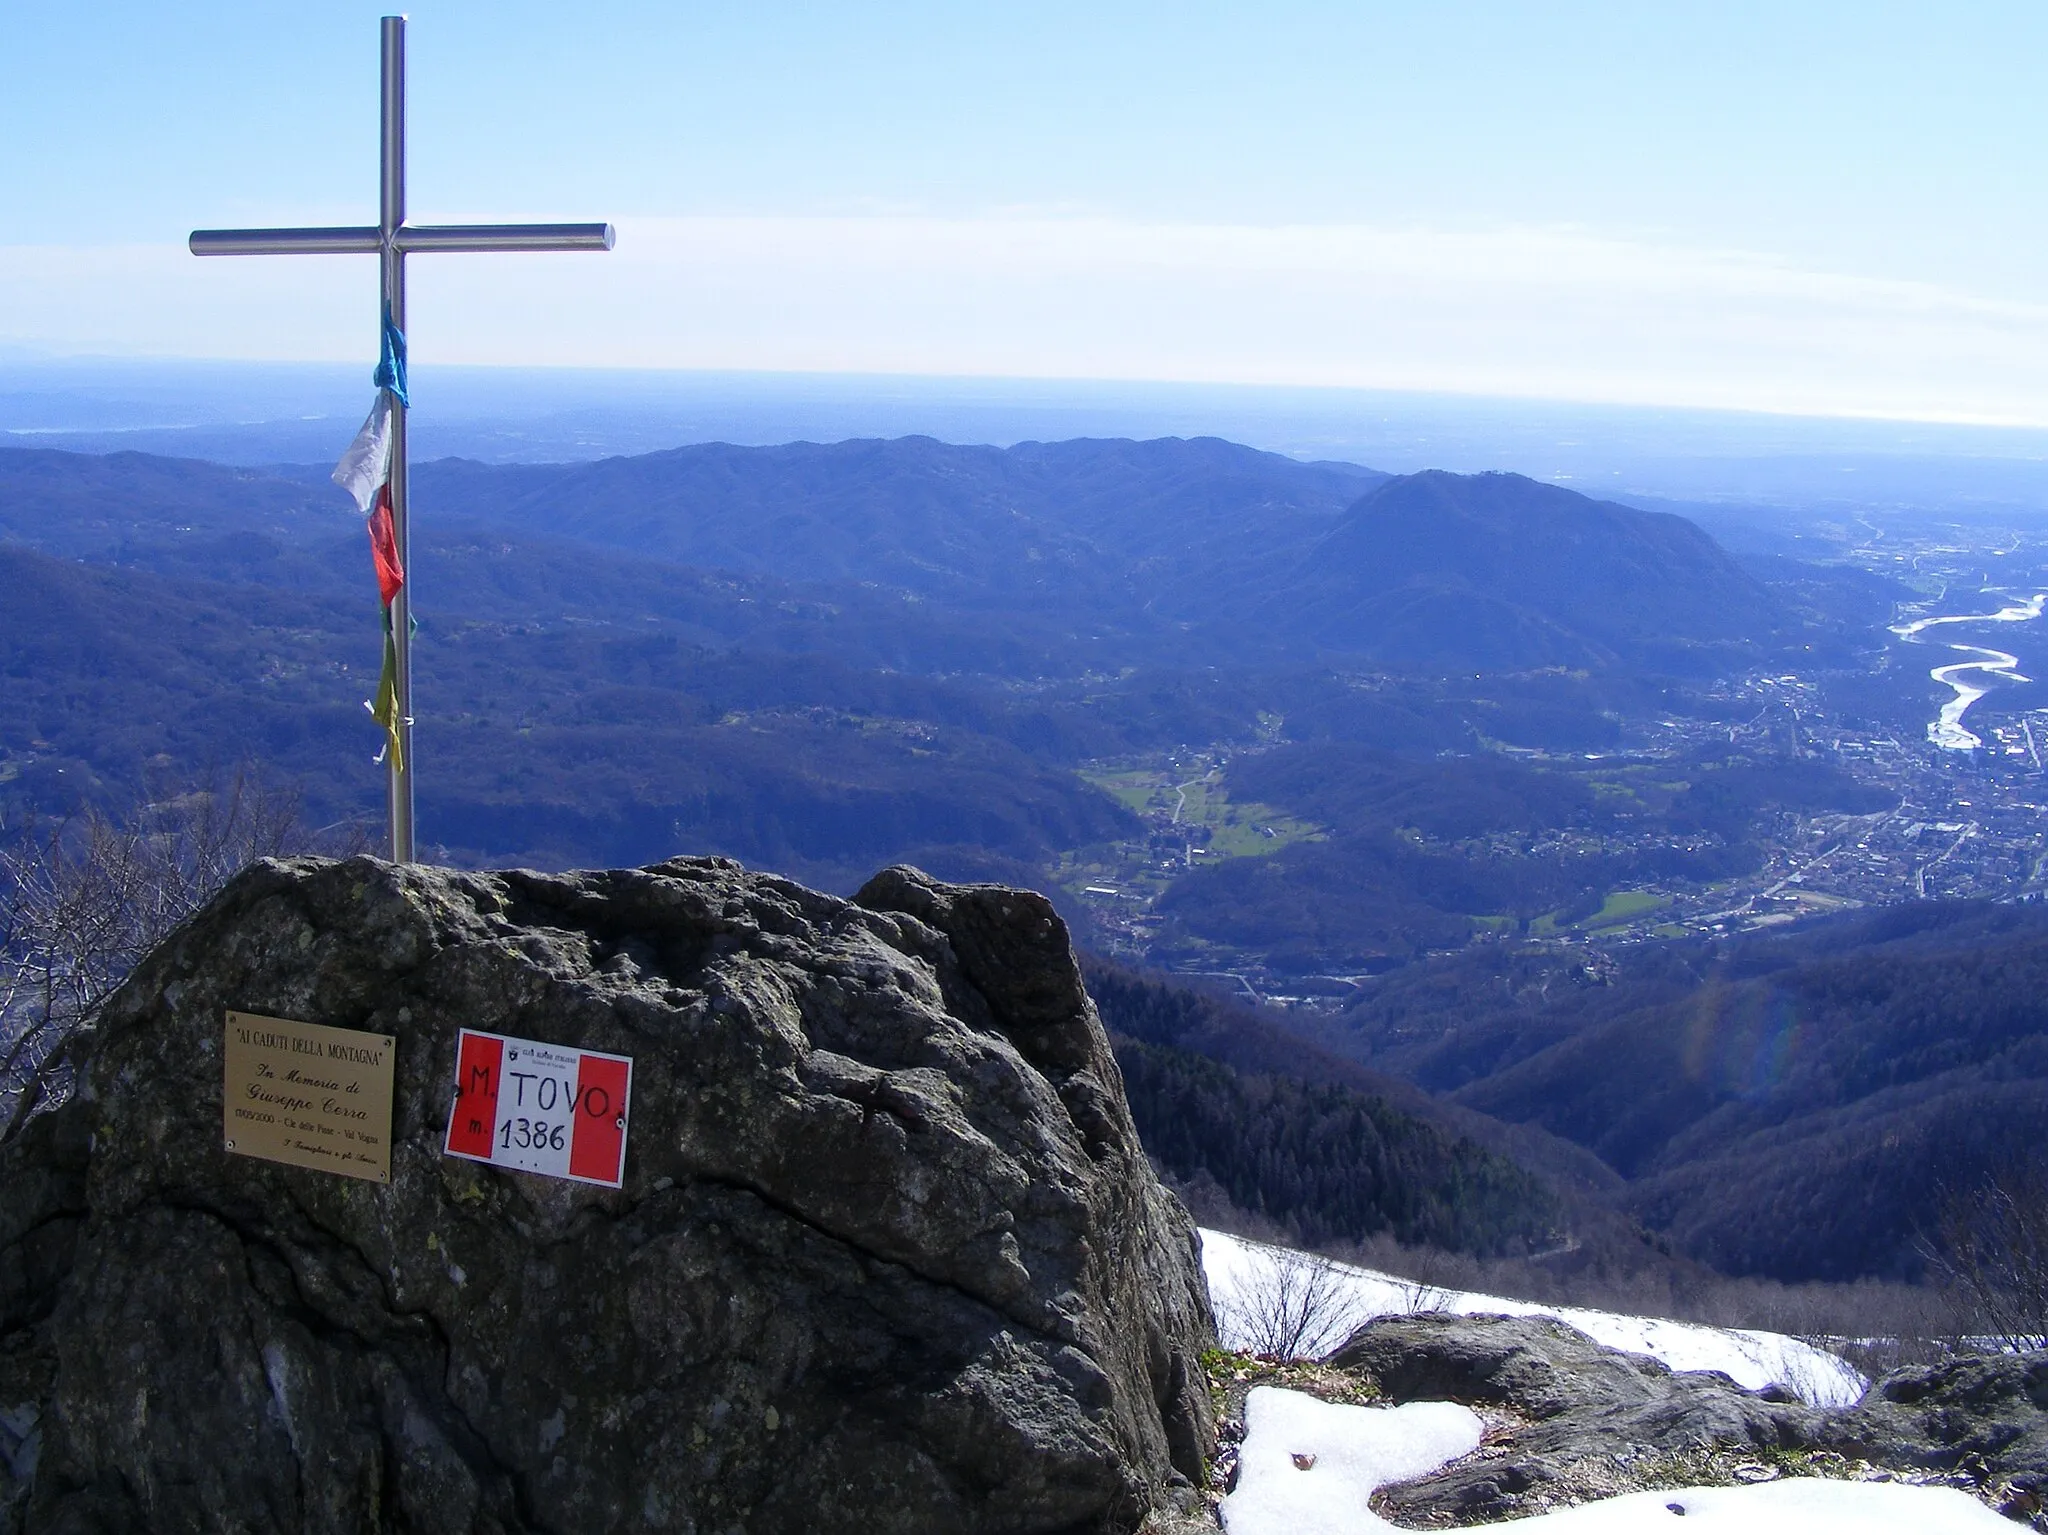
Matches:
[[332, 396, 392, 515], [367, 612, 405, 771], [367, 487, 404, 606], [373, 307, 409, 407], [333, 390, 408, 768]]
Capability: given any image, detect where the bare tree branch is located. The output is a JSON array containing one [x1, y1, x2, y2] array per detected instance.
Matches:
[[1921, 1159, 2048, 1353], [1236, 1245, 1366, 1361], [0, 768, 362, 1142]]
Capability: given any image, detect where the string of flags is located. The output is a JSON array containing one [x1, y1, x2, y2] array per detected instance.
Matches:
[[331, 310, 411, 770]]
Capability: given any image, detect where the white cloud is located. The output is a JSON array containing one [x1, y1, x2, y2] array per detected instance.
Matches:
[[7, 215, 2048, 424]]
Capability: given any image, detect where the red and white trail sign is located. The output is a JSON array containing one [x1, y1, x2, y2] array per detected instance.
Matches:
[[443, 1029, 633, 1187]]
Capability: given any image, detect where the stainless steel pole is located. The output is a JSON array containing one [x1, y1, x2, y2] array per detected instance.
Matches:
[[188, 227, 381, 255], [380, 13, 416, 863], [397, 223, 616, 252]]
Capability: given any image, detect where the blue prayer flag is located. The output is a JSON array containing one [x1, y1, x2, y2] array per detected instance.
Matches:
[[373, 308, 409, 406]]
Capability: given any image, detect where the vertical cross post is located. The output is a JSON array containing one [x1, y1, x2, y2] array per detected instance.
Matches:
[[190, 16, 613, 864], [380, 16, 415, 862]]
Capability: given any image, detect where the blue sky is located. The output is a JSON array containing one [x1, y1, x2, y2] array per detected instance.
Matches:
[[7, 2, 2048, 423]]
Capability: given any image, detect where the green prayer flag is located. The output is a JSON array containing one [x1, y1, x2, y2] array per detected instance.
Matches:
[[367, 610, 404, 773]]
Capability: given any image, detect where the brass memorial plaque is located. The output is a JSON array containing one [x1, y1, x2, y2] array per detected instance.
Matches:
[[223, 1011, 396, 1183]]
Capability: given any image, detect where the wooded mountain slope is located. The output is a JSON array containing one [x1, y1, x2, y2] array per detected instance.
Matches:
[[1087, 961, 1567, 1255], [9, 439, 1824, 674], [1321, 902, 2048, 1281], [408, 435, 1383, 609], [1258, 470, 1785, 670]]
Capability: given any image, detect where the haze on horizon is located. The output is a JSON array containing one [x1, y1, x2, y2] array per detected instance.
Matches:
[[8, 1, 2048, 428]]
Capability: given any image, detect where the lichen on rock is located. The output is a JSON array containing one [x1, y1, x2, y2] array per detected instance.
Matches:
[[0, 855, 1214, 1534]]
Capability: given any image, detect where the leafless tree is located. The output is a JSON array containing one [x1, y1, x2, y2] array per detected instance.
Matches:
[[1391, 1273, 1455, 1315], [1, 770, 353, 1142], [1235, 1245, 1367, 1361], [1922, 1158, 2048, 1353]]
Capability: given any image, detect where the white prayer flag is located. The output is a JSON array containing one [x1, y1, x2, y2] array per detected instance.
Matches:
[[331, 395, 393, 515]]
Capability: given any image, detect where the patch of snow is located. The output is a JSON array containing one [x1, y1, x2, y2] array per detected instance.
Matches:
[[1223, 1386, 2008, 1535], [1504, 1478, 2014, 1531], [1200, 1229, 1867, 1409], [1221, 1388, 1482, 1535]]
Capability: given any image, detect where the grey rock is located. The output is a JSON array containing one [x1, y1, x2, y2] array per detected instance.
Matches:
[[1330, 1313, 1825, 1520], [1826, 1352, 2048, 1485], [1333, 1312, 2048, 1523], [0, 855, 1213, 1534]]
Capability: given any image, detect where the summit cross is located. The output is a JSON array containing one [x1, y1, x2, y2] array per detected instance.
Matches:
[[191, 15, 613, 864]]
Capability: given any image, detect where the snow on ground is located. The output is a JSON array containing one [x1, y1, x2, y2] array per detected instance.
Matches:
[[1200, 1229, 1868, 1409], [1221, 1386, 2011, 1535], [1221, 1389, 1481, 1535], [1470, 1479, 2015, 1532]]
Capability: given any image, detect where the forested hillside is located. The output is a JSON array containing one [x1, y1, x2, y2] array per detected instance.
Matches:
[[1255, 470, 1785, 671], [1318, 901, 2048, 1280], [1086, 962, 1565, 1255], [1114, 1038, 1559, 1254], [408, 434, 1384, 613]]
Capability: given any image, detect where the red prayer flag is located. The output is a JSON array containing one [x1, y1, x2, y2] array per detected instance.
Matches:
[[367, 485, 404, 606]]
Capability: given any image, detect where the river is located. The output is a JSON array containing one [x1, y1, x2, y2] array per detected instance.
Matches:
[[1890, 592, 2047, 751]]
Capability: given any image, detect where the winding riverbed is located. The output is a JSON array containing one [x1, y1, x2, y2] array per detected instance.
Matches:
[[1890, 592, 2047, 750]]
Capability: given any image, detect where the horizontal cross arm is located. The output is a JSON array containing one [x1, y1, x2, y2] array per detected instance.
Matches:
[[190, 226, 382, 256], [397, 222, 615, 254]]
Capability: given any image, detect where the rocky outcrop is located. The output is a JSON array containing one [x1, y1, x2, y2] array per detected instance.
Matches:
[[1829, 1352, 2048, 1490], [0, 855, 1213, 1534], [1331, 1313, 1824, 1521], [1329, 1312, 2048, 1525]]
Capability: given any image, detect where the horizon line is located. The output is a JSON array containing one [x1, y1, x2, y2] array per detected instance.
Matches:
[[10, 352, 2048, 441]]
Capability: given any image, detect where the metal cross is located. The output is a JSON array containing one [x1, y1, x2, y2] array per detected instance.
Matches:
[[191, 15, 613, 864]]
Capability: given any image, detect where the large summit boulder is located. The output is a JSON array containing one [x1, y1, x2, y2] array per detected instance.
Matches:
[[0, 856, 1214, 1534]]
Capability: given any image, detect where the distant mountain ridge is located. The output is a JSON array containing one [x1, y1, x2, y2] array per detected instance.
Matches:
[[5, 438, 1797, 674], [1266, 470, 1784, 670], [408, 434, 1384, 610], [0, 447, 341, 559], [411, 450, 1782, 668]]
